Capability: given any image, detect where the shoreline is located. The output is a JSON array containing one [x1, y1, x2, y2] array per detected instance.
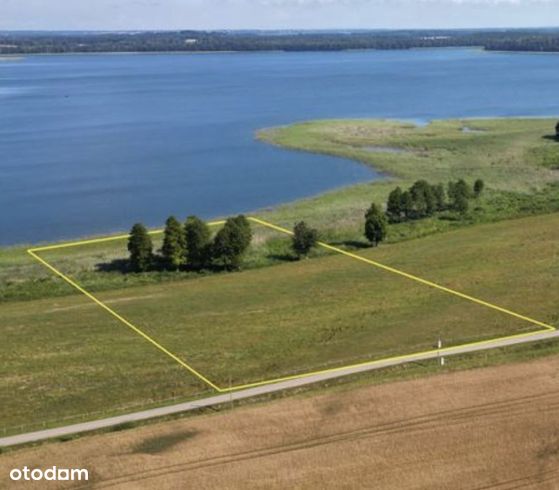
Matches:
[[1, 115, 558, 250], [6, 46, 559, 58]]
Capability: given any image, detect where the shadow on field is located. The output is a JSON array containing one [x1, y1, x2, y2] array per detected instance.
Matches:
[[132, 430, 200, 455], [330, 240, 370, 250], [542, 134, 559, 143], [95, 256, 173, 273], [267, 253, 298, 262], [96, 259, 130, 273]]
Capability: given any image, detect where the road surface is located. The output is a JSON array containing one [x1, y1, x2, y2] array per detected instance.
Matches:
[[2, 328, 558, 448]]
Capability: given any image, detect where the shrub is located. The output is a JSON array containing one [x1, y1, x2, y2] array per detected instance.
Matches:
[[292, 221, 318, 258]]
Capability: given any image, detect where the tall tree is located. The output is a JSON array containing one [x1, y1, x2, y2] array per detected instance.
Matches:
[[473, 178, 485, 197], [127, 223, 153, 272], [410, 180, 436, 217], [292, 221, 318, 259], [447, 181, 457, 202], [184, 215, 211, 270], [230, 215, 252, 251], [455, 179, 473, 199], [161, 216, 186, 270], [411, 191, 428, 219], [448, 178, 473, 211], [364, 203, 388, 247], [401, 191, 414, 220], [386, 187, 404, 223], [433, 183, 446, 211], [454, 193, 470, 215], [212, 215, 252, 269]]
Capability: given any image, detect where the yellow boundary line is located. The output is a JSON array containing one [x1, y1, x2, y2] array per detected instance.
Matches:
[[28, 216, 556, 393]]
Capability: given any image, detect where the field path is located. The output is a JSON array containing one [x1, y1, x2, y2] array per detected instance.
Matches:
[[2, 326, 558, 448]]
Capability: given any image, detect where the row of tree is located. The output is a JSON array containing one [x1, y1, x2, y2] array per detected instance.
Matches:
[[386, 178, 484, 223], [126, 178, 487, 271], [128, 214, 323, 272], [361, 178, 485, 249], [128, 215, 252, 272]]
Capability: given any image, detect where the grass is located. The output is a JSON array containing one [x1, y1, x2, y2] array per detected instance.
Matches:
[[1, 117, 558, 434], [1, 212, 557, 430]]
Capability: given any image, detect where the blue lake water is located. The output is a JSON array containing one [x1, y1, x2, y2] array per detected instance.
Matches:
[[1, 48, 559, 246]]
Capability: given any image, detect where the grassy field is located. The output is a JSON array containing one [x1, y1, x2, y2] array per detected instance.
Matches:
[[2, 118, 558, 303], [1, 117, 558, 434], [1, 212, 557, 430], [3, 353, 559, 489]]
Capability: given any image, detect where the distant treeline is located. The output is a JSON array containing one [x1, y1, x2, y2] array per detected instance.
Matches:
[[3, 29, 559, 54]]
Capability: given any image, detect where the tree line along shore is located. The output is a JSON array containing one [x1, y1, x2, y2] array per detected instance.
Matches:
[[2, 29, 559, 55], [2, 117, 557, 304], [126, 177, 484, 274]]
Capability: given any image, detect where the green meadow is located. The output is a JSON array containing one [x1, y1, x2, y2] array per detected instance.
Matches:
[[1, 118, 558, 432], [1, 213, 557, 429]]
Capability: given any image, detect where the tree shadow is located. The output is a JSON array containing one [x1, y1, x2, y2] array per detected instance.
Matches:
[[267, 253, 298, 262], [329, 240, 370, 250], [95, 258, 130, 273], [132, 430, 199, 455], [542, 135, 559, 142], [95, 255, 169, 273]]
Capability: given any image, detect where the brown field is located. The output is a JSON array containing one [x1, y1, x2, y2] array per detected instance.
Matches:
[[3, 356, 559, 489]]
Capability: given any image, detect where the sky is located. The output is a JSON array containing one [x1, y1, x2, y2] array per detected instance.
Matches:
[[1, 0, 559, 31]]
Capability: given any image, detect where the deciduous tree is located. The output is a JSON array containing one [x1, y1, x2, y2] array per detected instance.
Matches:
[[386, 187, 404, 223], [454, 193, 470, 215], [433, 183, 446, 211], [292, 221, 318, 258], [212, 215, 252, 269], [364, 203, 387, 247], [410, 180, 436, 217], [474, 178, 485, 197], [184, 215, 211, 270], [401, 191, 414, 220]]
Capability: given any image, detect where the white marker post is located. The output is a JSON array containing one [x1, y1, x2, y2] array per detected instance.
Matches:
[[438, 337, 445, 366]]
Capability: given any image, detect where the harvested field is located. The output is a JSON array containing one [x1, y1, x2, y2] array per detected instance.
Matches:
[[2, 355, 559, 489]]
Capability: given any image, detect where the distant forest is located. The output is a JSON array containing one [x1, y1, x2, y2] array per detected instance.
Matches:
[[2, 29, 559, 54]]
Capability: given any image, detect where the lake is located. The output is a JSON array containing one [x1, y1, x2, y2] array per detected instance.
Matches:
[[1, 48, 559, 245]]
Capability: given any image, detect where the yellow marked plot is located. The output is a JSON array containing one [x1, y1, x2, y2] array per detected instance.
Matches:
[[28, 217, 556, 393]]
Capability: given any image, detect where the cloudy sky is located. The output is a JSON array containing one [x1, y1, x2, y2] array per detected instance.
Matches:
[[1, 0, 559, 30]]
